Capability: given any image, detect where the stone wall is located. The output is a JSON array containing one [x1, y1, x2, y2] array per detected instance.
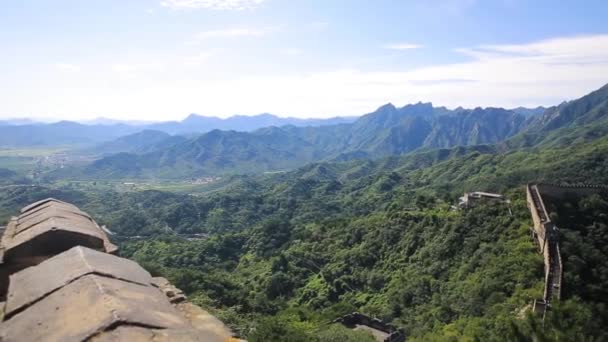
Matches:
[[334, 312, 405, 342], [525, 183, 605, 317], [0, 198, 235, 342], [526, 184, 562, 315]]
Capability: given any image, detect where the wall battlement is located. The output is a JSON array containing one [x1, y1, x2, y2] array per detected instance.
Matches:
[[526, 184, 563, 318], [334, 312, 406, 342], [0, 198, 234, 342], [526, 183, 607, 318]]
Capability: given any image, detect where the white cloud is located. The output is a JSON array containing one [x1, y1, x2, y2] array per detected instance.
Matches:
[[161, 34, 608, 117], [383, 43, 423, 50], [6, 34, 608, 121], [111, 63, 164, 73], [196, 27, 271, 39], [184, 40, 202, 46], [279, 48, 302, 56], [160, 0, 264, 10], [55, 63, 81, 72], [183, 51, 216, 66]]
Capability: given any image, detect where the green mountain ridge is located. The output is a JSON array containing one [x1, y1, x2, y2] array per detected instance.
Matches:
[[74, 97, 554, 179], [2, 111, 607, 340], [84, 129, 188, 155]]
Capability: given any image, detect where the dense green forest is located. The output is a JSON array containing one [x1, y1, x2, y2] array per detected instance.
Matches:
[[1, 128, 607, 340], [2, 2, 608, 340], [1, 85, 607, 340]]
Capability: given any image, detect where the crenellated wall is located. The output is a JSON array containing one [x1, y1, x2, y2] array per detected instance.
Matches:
[[334, 312, 405, 342], [526, 183, 605, 318], [526, 184, 562, 316], [0, 198, 235, 342]]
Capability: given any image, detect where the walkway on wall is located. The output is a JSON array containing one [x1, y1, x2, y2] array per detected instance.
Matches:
[[527, 184, 563, 317], [530, 185, 548, 223], [546, 240, 562, 302]]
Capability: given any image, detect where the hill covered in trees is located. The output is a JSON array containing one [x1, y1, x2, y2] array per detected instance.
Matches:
[[1, 115, 607, 340], [1, 85, 607, 341]]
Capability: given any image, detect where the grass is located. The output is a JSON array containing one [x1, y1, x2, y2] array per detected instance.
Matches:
[[0, 156, 37, 172], [48, 178, 233, 195], [0, 147, 69, 157], [0, 147, 71, 173]]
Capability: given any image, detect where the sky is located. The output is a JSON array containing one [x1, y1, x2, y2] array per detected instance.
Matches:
[[1, 0, 608, 121]]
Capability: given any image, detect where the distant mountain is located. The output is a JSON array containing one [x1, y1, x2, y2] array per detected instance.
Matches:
[[0, 121, 140, 147], [507, 83, 608, 148], [0, 106, 545, 149], [78, 97, 560, 179], [0, 118, 42, 126], [80, 83, 608, 179], [146, 113, 358, 134], [510, 106, 546, 117], [83, 127, 326, 178], [78, 117, 158, 126], [86, 130, 188, 155], [533, 83, 608, 131], [0, 113, 357, 147], [337, 103, 526, 157]]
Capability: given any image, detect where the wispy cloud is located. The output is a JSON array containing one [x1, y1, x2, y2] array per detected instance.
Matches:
[[455, 35, 608, 64], [383, 43, 423, 50], [279, 48, 303, 56], [408, 79, 477, 85], [161, 0, 264, 10], [111, 63, 164, 73], [183, 51, 217, 66], [18, 34, 608, 120], [196, 27, 271, 39], [166, 34, 608, 116], [55, 63, 81, 72]]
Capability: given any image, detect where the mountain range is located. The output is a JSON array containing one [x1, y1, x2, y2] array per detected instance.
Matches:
[[54, 83, 608, 179], [0, 113, 357, 147]]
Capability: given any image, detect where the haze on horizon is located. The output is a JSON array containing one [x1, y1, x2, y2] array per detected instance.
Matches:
[[1, 0, 608, 121]]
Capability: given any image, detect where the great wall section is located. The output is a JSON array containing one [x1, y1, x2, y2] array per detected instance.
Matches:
[[526, 183, 608, 318], [526, 184, 562, 317], [0, 198, 239, 342]]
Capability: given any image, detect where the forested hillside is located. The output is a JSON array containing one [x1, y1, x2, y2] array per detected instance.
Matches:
[[78, 103, 530, 179], [3, 1, 607, 340], [1, 121, 607, 340]]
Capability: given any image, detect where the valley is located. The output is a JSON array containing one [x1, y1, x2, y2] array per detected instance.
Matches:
[[1, 83, 607, 339], [2, 2, 608, 340]]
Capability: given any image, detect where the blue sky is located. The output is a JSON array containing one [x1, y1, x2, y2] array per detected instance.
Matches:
[[1, 0, 608, 121]]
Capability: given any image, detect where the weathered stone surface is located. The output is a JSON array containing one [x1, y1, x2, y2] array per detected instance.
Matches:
[[0, 274, 190, 342], [176, 302, 235, 340], [18, 200, 91, 223], [17, 207, 93, 235], [5, 246, 152, 317], [2, 219, 105, 259], [152, 276, 187, 303], [19, 198, 78, 214], [1, 198, 117, 261], [0, 198, 236, 341], [89, 326, 226, 342]]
